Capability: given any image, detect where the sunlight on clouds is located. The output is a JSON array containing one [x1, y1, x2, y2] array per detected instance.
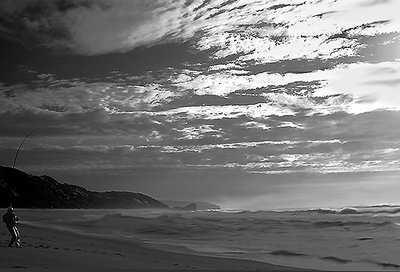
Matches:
[[314, 61, 400, 113], [175, 70, 326, 96], [220, 152, 400, 175], [195, 0, 398, 62], [240, 36, 360, 63], [150, 139, 345, 153], [272, 0, 399, 36], [176, 125, 223, 140], [174, 70, 357, 116], [1, 0, 400, 209], [330, 0, 400, 35], [279, 122, 304, 129], [1, 0, 398, 59], [119, 84, 177, 109], [148, 103, 295, 120], [242, 121, 271, 131]]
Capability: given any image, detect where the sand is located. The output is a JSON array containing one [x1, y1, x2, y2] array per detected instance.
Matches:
[[0, 223, 311, 272]]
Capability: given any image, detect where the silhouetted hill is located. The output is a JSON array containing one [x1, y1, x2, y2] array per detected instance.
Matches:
[[0, 166, 168, 209], [171, 202, 197, 211], [163, 200, 220, 210]]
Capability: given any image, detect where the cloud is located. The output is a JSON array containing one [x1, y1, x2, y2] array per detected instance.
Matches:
[[175, 60, 400, 115], [194, 0, 400, 62], [1, 0, 400, 210], [1, 0, 398, 59], [314, 61, 400, 113], [145, 139, 345, 153], [145, 103, 296, 120], [241, 121, 271, 130], [0, 76, 179, 115], [0, 0, 187, 54], [174, 69, 325, 96], [279, 121, 304, 129], [176, 125, 223, 140], [65, 0, 188, 54], [197, 147, 400, 175]]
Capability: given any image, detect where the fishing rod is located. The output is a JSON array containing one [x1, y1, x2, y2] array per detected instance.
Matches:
[[12, 127, 43, 169]]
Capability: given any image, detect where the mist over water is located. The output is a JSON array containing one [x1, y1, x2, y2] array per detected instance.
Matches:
[[19, 206, 400, 271]]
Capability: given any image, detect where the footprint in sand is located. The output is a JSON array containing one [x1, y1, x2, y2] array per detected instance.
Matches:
[[34, 245, 49, 249], [11, 265, 27, 269], [358, 237, 373, 241]]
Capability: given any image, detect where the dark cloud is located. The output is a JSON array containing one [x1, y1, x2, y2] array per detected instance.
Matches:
[[0, 107, 163, 138], [0, 0, 193, 55], [0, 37, 208, 85], [0, 0, 91, 50]]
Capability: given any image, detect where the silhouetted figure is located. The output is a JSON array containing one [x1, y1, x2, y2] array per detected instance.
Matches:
[[3, 207, 21, 247]]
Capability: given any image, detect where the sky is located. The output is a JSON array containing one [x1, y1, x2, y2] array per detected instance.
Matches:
[[1, 0, 400, 210]]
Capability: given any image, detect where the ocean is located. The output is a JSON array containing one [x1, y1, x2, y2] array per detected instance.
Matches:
[[18, 205, 400, 271]]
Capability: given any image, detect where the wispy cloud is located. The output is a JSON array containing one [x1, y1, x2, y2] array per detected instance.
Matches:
[[314, 61, 400, 113], [1, 0, 400, 207], [0, 76, 178, 114], [1, 0, 398, 58], [176, 125, 223, 140]]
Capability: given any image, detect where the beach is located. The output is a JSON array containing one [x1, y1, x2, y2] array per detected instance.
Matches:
[[0, 210, 306, 272], [2, 207, 400, 271]]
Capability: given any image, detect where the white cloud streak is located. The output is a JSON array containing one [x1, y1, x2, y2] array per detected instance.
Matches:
[[314, 61, 400, 113], [147, 139, 345, 153], [2, 0, 398, 59], [176, 61, 400, 115]]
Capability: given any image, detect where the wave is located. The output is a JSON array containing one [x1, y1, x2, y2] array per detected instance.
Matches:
[[370, 261, 400, 269], [292, 208, 360, 214], [294, 206, 400, 215], [74, 213, 231, 237], [269, 250, 307, 257], [313, 220, 393, 228], [266, 251, 400, 270], [72, 211, 397, 237], [199, 205, 400, 217], [318, 256, 400, 269], [321, 256, 352, 264]]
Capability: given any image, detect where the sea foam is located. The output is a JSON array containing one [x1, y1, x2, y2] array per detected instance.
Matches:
[[16, 206, 400, 271]]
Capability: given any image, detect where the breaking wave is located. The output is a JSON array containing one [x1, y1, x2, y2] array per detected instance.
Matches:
[[18, 208, 400, 271], [310, 206, 400, 215], [313, 220, 393, 228]]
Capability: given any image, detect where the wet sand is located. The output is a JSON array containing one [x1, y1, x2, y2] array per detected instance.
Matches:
[[0, 223, 311, 271]]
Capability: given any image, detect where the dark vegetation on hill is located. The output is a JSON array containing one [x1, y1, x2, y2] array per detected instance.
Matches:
[[0, 166, 168, 209]]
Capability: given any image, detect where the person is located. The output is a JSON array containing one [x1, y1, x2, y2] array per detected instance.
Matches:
[[3, 207, 21, 248]]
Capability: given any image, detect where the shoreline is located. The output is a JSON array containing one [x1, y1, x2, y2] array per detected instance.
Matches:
[[0, 222, 312, 271]]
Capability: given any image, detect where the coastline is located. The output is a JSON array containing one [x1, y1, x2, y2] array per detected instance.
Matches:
[[0, 222, 311, 272]]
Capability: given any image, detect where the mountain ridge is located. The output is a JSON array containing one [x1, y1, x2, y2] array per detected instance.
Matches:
[[0, 165, 168, 209]]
